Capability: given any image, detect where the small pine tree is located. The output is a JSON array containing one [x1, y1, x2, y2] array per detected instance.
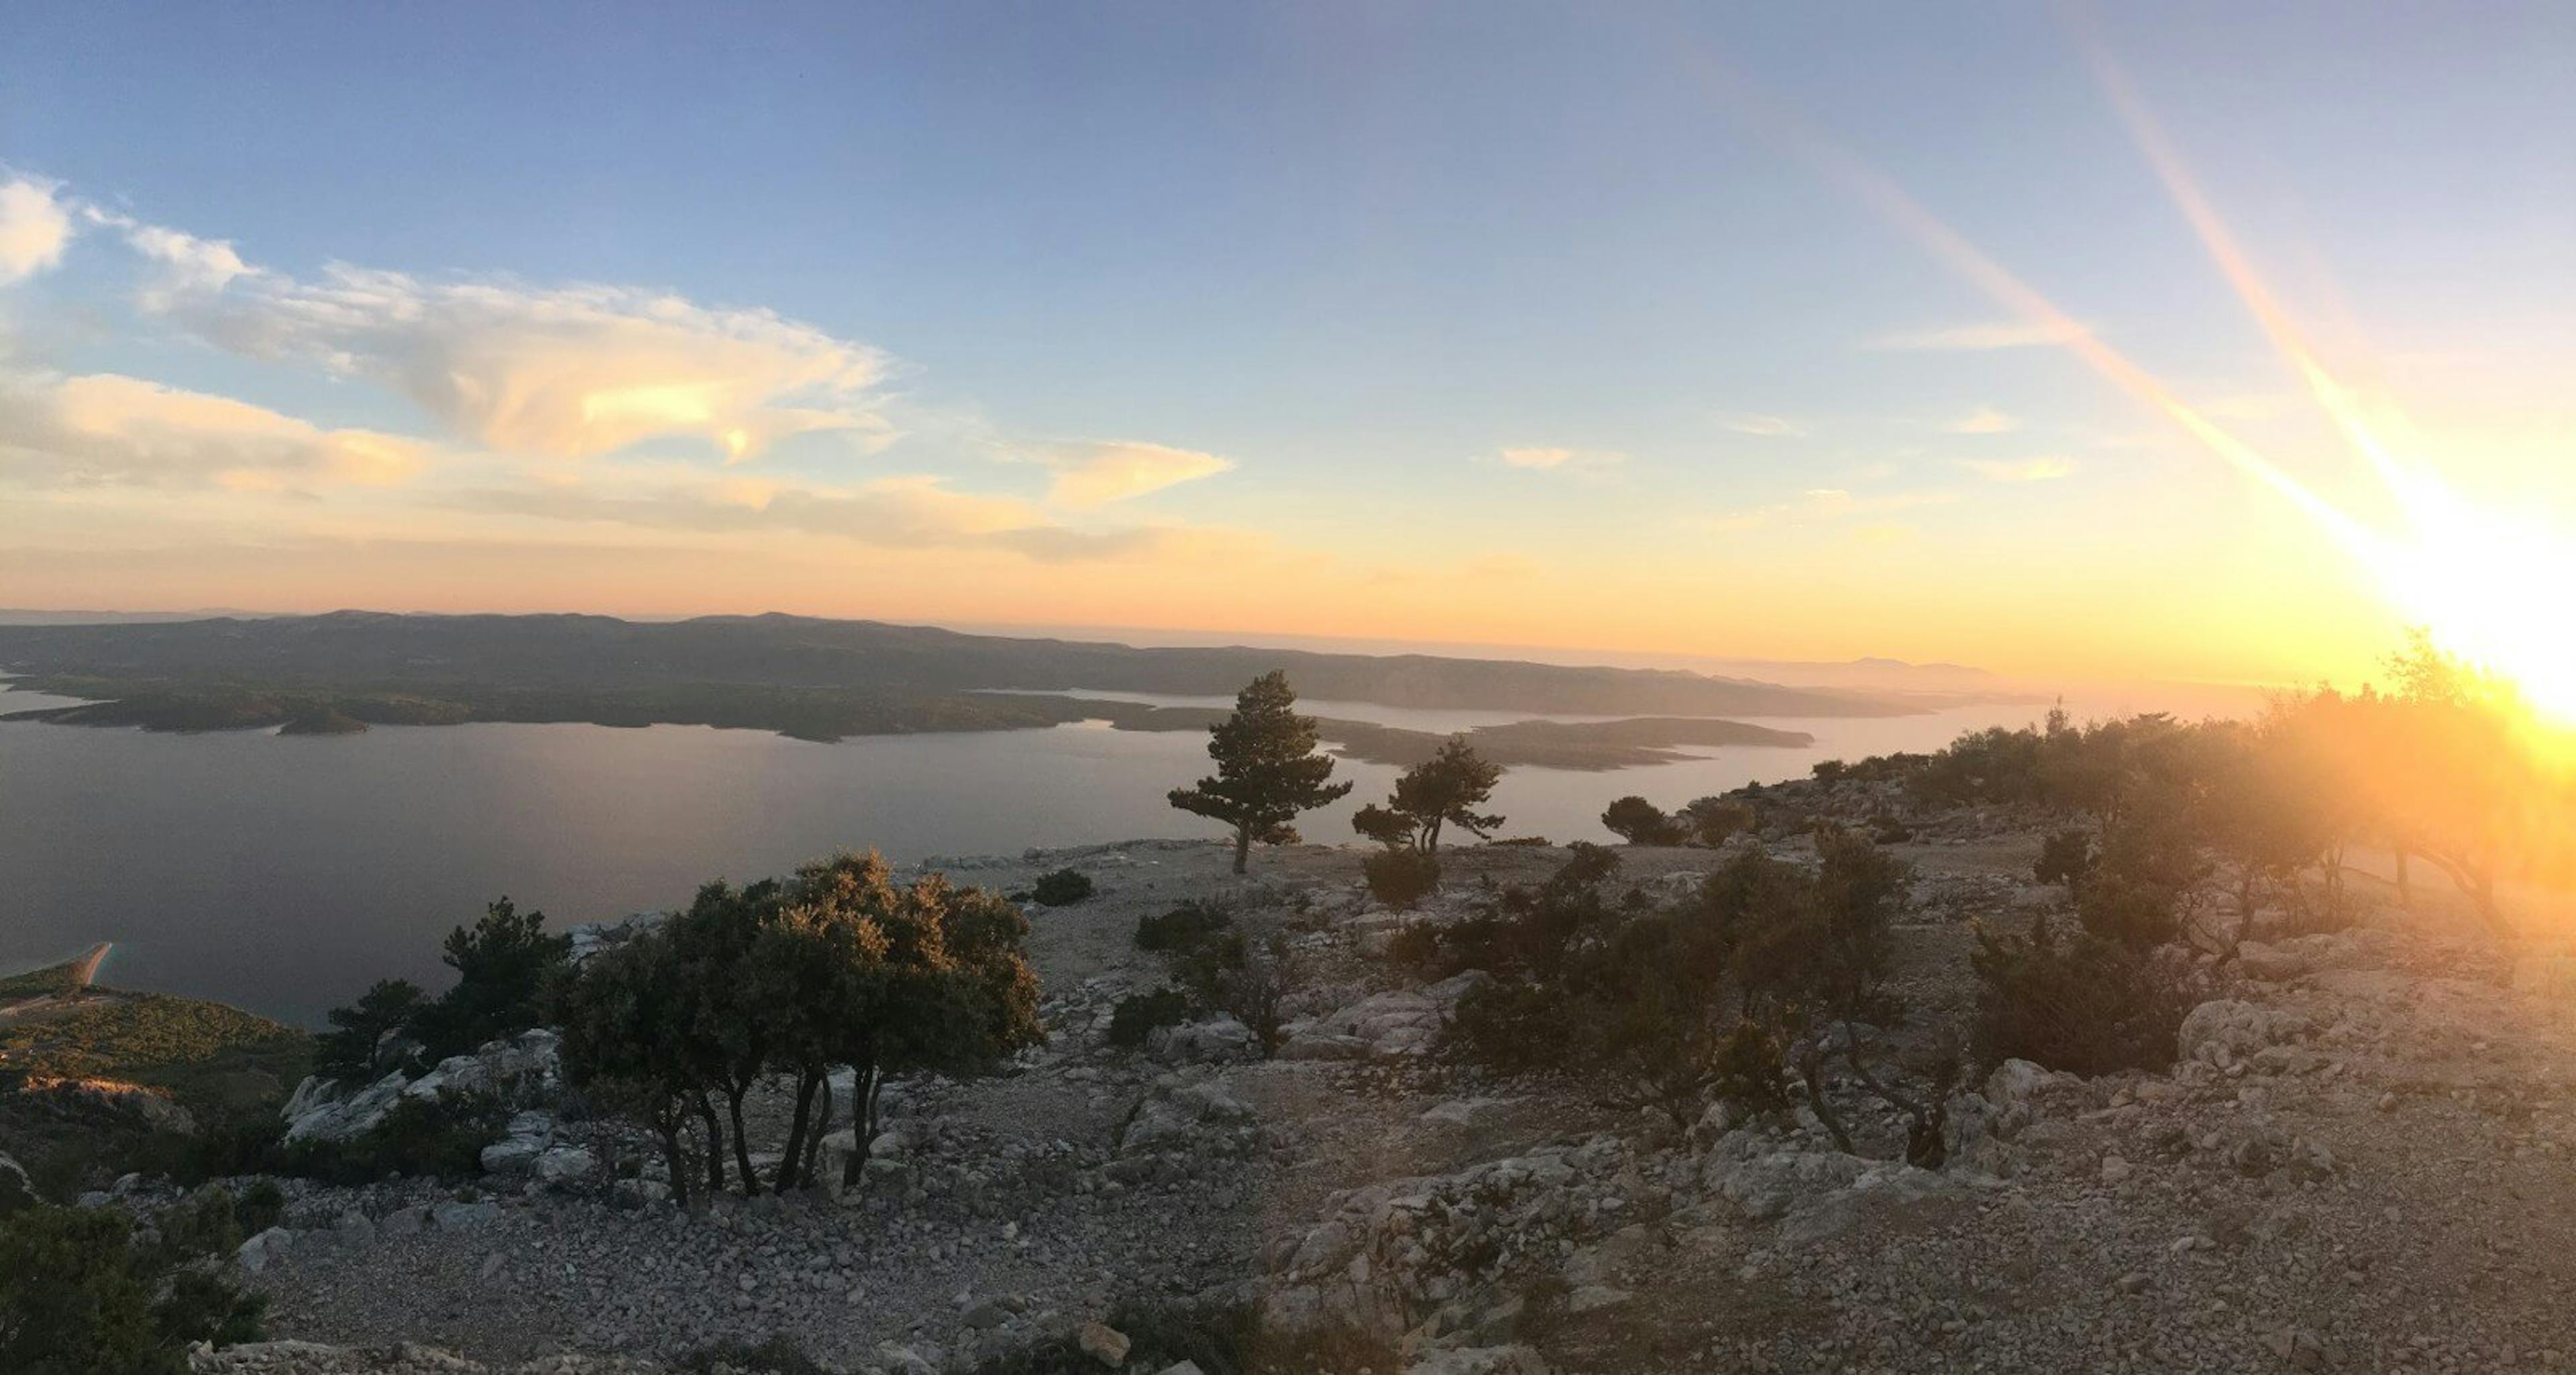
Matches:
[[1356, 736, 1504, 856], [1169, 672, 1354, 873]]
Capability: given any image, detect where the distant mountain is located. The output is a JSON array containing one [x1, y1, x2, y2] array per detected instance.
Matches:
[[0, 611, 2008, 720]]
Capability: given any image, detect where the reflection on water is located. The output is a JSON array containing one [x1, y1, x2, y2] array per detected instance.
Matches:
[[0, 687, 2239, 1024]]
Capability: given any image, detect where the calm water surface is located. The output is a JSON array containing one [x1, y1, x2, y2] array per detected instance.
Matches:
[[0, 685, 2231, 1023]]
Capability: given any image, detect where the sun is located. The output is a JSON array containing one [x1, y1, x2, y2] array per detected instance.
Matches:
[[2361, 460, 2576, 726]]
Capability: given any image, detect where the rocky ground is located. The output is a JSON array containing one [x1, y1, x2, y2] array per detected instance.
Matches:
[[136, 823, 2576, 1373]]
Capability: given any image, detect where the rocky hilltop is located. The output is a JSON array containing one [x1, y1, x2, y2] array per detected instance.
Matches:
[[30, 801, 2559, 1374]]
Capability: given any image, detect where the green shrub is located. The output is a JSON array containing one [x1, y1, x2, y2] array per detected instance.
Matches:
[[235, 1178, 285, 1234], [1030, 869, 1096, 906], [0, 1203, 265, 1374], [1969, 921, 2183, 1075], [1134, 901, 1232, 952], [1107, 989, 1193, 1050], [2035, 829, 2094, 891], [970, 1299, 1397, 1375], [1361, 848, 1440, 910], [1485, 835, 1550, 847], [1381, 922, 1446, 977], [681, 1335, 830, 1374]]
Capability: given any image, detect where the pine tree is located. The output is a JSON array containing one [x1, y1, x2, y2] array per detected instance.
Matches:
[[1169, 671, 1354, 873]]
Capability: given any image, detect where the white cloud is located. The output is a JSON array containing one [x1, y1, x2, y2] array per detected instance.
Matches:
[[0, 370, 432, 490], [1041, 441, 1232, 508], [1964, 456, 2077, 482], [1943, 406, 2021, 435], [460, 469, 1226, 563], [1865, 319, 2091, 352], [1497, 445, 1624, 474], [136, 254, 890, 462], [0, 178, 74, 286], [1720, 414, 1804, 438]]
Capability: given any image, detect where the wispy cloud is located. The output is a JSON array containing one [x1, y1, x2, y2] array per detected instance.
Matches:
[[1497, 445, 1624, 474], [1964, 456, 2077, 483], [140, 264, 892, 463], [1943, 406, 2021, 435], [1719, 414, 1804, 438], [80, 207, 256, 302], [1699, 486, 1955, 533], [0, 178, 74, 286], [458, 470, 1241, 564], [0, 369, 431, 491], [1040, 441, 1231, 508], [1864, 319, 2092, 352]]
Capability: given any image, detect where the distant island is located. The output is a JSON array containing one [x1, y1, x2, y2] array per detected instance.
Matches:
[[0, 611, 2021, 767]]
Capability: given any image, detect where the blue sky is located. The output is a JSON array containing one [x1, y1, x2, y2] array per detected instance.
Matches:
[[3, 2, 2571, 683]]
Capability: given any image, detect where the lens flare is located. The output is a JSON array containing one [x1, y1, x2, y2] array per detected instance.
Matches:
[[2076, 27, 2576, 721], [1686, 29, 2576, 721]]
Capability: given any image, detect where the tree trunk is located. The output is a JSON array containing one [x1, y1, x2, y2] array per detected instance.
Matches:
[[1232, 825, 1252, 875], [841, 1065, 879, 1191], [802, 1073, 833, 1187], [725, 1085, 759, 1197], [1796, 1044, 1855, 1155], [2394, 847, 2412, 908], [775, 1070, 819, 1193], [696, 1095, 727, 1193], [658, 1120, 691, 1212]]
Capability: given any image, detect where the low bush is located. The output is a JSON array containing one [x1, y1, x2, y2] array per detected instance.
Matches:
[[235, 1178, 285, 1234], [680, 1335, 830, 1374], [2035, 828, 2094, 891], [1030, 869, 1096, 906], [1485, 835, 1551, 847], [1969, 920, 2184, 1076], [1106, 989, 1193, 1050], [1601, 795, 1685, 845], [282, 1091, 507, 1185], [1134, 900, 1232, 952], [970, 1299, 1398, 1375], [1361, 848, 1440, 909]]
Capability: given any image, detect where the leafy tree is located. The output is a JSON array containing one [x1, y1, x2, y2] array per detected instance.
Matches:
[[1600, 795, 1683, 846], [663, 879, 781, 1195], [783, 854, 1044, 1191], [553, 928, 710, 1209], [312, 977, 427, 1085], [1351, 738, 1503, 856], [1168, 672, 1354, 874]]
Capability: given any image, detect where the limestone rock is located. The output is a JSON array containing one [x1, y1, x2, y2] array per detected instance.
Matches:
[[1077, 1320, 1131, 1368]]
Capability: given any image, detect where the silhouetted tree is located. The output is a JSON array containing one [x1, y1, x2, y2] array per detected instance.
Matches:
[[1352, 737, 1503, 856], [413, 897, 572, 1059], [1600, 795, 1683, 846], [313, 978, 427, 1085], [1169, 672, 1354, 874]]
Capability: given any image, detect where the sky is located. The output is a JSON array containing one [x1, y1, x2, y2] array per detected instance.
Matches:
[[1, 1, 2570, 689]]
